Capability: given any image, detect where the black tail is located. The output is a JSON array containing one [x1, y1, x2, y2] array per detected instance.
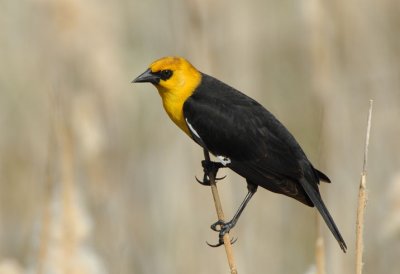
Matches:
[[299, 178, 347, 252]]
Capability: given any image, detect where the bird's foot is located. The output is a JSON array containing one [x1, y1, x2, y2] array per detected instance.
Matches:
[[206, 219, 238, 248], [195, 160, 226, 186], [210, 219, 236, 234]]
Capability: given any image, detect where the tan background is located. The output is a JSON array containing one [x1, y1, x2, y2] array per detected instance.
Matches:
[[0, 0, 399, 273]]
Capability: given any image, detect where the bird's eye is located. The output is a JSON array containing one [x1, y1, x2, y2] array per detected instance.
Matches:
[[159, 69, 173, 81]]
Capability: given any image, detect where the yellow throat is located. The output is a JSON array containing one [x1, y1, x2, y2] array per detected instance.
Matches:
[[149, 57, 202, 136]]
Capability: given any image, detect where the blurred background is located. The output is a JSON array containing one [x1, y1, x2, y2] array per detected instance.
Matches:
[[0, 0, 399, 273]]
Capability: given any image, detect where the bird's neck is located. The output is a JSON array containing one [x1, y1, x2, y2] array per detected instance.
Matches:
[[156, 70, 202, 137]]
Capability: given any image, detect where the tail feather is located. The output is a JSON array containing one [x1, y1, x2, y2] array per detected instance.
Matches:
[[299, 178, 347, 252]]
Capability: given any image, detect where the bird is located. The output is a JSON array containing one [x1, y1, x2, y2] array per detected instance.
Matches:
[[132, 56, 347, 252]]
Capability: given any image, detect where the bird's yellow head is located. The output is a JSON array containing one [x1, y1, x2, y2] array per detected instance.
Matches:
[[133, 56, 202, 136], [133, 56, 201, 96]]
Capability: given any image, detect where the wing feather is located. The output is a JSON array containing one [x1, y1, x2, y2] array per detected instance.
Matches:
[[183, 74, 304, 181]]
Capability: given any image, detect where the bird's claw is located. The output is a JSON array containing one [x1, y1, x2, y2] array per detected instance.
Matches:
[[216, 175, 227, 181], [206, 240, 224, 248], [206, 236, 237, 248], [206, 219, 238, 247], [196, 160, 226, 186], [210, 220, 225, 232], [195, 175, 209, 186], [195, 175, 227, 186], [210, 219, 235, 233]]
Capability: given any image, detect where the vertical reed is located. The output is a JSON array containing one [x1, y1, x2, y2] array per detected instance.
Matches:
[[355, 100, 373, 274]]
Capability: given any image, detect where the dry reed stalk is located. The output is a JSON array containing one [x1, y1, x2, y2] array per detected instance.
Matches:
[[203, 149, 238, 274], [355, 100, 373, 274]]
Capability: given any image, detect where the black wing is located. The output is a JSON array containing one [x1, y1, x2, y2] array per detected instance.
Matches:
[[183, 73, 320, 205]]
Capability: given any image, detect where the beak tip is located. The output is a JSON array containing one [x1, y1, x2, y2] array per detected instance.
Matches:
[[132, 68, 160, 85]]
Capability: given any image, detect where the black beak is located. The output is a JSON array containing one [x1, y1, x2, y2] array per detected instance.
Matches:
[[132, 68, 160, 84]]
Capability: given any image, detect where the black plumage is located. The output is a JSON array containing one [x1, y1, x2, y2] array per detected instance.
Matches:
[[183, 73, 347, 252]]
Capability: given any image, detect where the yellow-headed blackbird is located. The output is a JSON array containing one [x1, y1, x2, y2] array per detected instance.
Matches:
[[133, 56, 347, 252]]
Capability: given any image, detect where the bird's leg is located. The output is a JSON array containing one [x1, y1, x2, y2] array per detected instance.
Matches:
[[196, 159, 226, 186], [207, 183, 258, 247]]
